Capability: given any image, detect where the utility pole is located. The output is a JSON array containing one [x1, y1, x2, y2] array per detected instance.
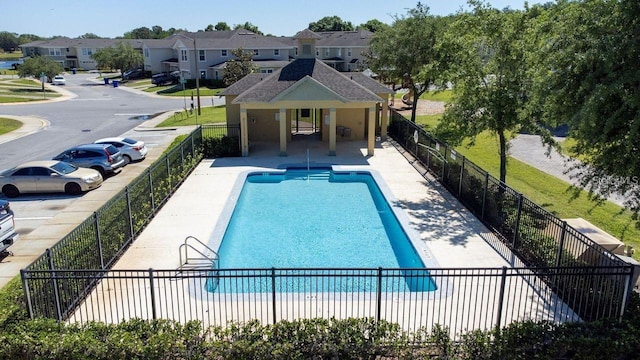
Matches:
[[193, 37, 202, 116]]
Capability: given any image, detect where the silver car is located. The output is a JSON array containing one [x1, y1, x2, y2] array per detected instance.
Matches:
[[52, 143, 126, 177], [94, 137, 148, 164], [0, 160, 103, 197]]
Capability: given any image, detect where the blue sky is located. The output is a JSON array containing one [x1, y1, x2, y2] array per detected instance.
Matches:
[[3, 0, 545, 38]]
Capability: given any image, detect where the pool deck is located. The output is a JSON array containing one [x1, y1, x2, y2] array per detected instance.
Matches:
[[72, 137, 579, 334], [114, 138, 515, 271]]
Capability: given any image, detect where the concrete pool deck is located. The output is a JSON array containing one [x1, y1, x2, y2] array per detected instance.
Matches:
[[70, 137, 580, 334], [114, 138, 514, 271]]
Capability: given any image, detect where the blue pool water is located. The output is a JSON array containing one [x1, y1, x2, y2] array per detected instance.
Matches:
[[209, 168, 436, 292]]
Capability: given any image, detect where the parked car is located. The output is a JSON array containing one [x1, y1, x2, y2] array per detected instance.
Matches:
[[52, 75, 66, 85], [0, 160, 103, 197], [122, 68, 146, 80], [0, 199, 17, 256], [94, 137, 148, 164], [52, 143, 126, 177], [151, 71, 180, 86]]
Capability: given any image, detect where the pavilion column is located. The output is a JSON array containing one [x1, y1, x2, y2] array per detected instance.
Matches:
[[367, 107, 375, 156], [328, 108, 337, 156], [240, 108, 249, 157], [381, 95, 389, 139], [279, 108, 287, 156]]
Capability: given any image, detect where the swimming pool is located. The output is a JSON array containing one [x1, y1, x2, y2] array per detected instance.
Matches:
[[208, 168, 437, 292]]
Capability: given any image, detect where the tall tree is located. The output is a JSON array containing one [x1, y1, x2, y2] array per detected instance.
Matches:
[[223, 48, 257, 86], [309, 16, 354, 32], [0, 31, 19, 52], [91, 42, 143, 72], [215, 22, 230, 31], [536, 0, 640, 215], [357, 19, 390, 33], [79, 33, 101, 39], [437, 1, 544, 183], [233, 22, 262, 35], [124, 27, 153, 39], [367, 2, 446, 123], [17, 55, 63, 80], [204, 24, 215, 32]]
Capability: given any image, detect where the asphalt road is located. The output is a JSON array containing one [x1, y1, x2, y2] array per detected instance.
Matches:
[[0, 73, 221, 241], [0, 73, 214, 170]]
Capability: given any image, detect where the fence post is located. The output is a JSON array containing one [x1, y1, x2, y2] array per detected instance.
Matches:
[[166, 155, 172, 194], [512, 194, 524, 249], [125, 186, 135, 239], [458, 156, 465, 198], [555, 221, 568, 268], [94, 212, 104, 269], [442, 144, 448, 183], [481, 172, 489, 221], [20, 269, 34, 319], [148, 169, 155, 211], [47, 249, 63, 321], [271, 268, 277, 325], [148, 269, 157, 320], [376, 267, 383, 322], [495, 266, 508, 329]]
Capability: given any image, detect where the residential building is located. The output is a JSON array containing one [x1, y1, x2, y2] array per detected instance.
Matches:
[[20, 29, 375, 80]]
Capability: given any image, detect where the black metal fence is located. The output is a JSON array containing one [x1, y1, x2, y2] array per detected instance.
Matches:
[[20, 266, 632, 338], [20, 124, 239, 320], [388, 110, 633, 319]]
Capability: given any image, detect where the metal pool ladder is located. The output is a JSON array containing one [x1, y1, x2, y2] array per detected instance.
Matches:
[[178, 236, 219, 271]]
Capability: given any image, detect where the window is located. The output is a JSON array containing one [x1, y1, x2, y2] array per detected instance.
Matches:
[[274, 49, 279, 56], [325, 48, 329, 56], [221, 49, 228, 57], [48, 48, 62, 56], [337, 48, 341, 57], [181, 50, 188, 61], [199, 49, 205, 61], [260, 69, 273, 74], [82, 48, 93, 56], [253, 49, 259, 56], [144, 48, 149, 57], [200, 70, 206, 79], [316, 48, 319, 56], [348, 48, 352, 57], [295, 47, 298, 56], [302, 44, 311, 55], [31, 167, 51, 176]]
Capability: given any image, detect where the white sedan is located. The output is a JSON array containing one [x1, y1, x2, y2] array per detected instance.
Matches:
[[94, 137, 148, 164], [52, 75, 66, 85], [0, 160, 103, 197]]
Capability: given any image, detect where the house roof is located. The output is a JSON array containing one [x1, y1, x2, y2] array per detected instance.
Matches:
[[176, 29, 293, 50], [222, 58, 384, 104], [21, 38, 145, 49], [316, 30, 374, 47], [210, 59, 291, 70]]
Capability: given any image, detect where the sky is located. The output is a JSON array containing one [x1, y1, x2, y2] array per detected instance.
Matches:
[[3, 0, 546, 38]]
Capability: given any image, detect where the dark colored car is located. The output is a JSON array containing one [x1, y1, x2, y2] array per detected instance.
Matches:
[[52, 144, 126, 177], [151, 71, 180, 86], [122, 68, 146, 80]]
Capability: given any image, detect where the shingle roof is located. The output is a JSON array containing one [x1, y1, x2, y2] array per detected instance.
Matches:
[[210, 59, 291, 70], [219, 73, 264, 95], [177, 29, 293, 50], [21, 38, 145, 49], [316, 30, 374, 47], [349, 73, 394, 94], [228, 58, 383, 104]]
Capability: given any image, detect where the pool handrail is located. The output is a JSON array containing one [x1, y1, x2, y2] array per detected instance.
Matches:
[[178, 236, 219, 270]]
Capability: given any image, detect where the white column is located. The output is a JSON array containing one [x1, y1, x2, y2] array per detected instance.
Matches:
[[381, 95, 389, 139], [279, 108, 287, 156], [240, 108, 249, 157], [329, 108, 337, 156], [367, 107, 375, 156]]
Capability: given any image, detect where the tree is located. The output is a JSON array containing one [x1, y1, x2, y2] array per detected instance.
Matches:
[[357, 19, 390, 33], [536, 0, 640, 216], [233, 22, 262, 35], [0, 31, 20, 52], [308, 16, 354, 32], [91, 42, 143, 72], [437, 1, 544, 184], [79, 33, 101, 39], [124, 27, 153, 39], [215, 22, 230, 31], [367, 2, 447, 123], [204, 24, 215, 32], [223, 48, 257, 86], [17, 56, 63, 81]]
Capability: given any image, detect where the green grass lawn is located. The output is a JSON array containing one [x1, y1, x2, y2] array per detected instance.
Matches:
[[0, 117, 22, 135], [394, 89, 454, 103], [156, 105, 226, 127], [414, 114, 640, 257]]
